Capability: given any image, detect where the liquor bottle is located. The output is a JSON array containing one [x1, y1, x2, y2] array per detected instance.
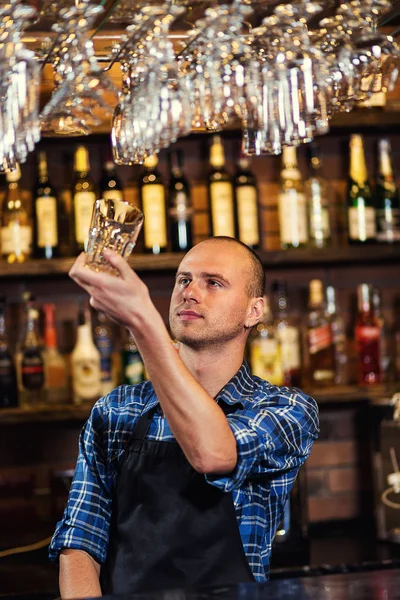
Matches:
[[304, 144, 332, 249], [100, 159, 124, 202], [168, 150, 193, 252], [271, 280, 301, 387], [306, 279, 335, 387], [121, 330, 145, 385], [58, 153, 73, 257], [326, 286, 348, 385], [139, 154, 168, 254], [33, 151, 59, 259], [18, 293, 45, 408], [234, 155, 260, 249], [355, 285, 381, 385], [208, 135, 236, 238], [371, 288, 391, 382], [42, 303, 68, 404], [71, 306, 102, 405], [278, 146, 308, 250], [72, 146, 97, 254], [346, 135, 376, 244], [0, 295, 18, 408], [375, 138, 400, 244], [1, 165, 32, 263], [249, 296, 284, 385], [94, 311, 115, 396]]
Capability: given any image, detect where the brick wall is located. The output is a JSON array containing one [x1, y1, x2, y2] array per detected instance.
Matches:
[[306, 402, 374, 522]]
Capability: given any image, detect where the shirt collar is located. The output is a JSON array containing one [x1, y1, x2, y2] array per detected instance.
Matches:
[[144, 361, 254, 412]]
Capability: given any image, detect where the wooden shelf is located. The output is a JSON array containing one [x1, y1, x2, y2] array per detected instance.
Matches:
[[1, 384, 397, 424], [0, 245, 399, 278]]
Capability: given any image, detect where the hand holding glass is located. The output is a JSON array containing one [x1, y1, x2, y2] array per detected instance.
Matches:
[[85, 198, 144, 275]]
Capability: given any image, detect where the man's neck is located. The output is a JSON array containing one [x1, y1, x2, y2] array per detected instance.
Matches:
[[178, 343, 245, 398]]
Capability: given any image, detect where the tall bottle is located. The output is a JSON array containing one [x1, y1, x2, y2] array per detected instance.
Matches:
[[346, 135, 376, 244], [168, 150, 193, 252], [234, 155, 260, 249], [355, 284, 381, 385], [208, 135, 236, 238], [326, 286, 348, 385], [42, 303, 68, 404], [375, 138, 400, 244], [249, 296, 284, 385], [18, 293, 45, 408], [306, 279, 335, 387], [71, 306, 102, 405], [0, 295, 18, 408], [140, 154, 168, 254], [278, 146, 308, 250], [72, 146, 97, 254], [94, 311, 116, 396], [100, 160, 124, 202], [305, 144, 332, 249], [1, 165, 32, 263], [33, 151, 59, 259], [271, 280, 302, 387], [121, 330, 145, 385], [371, 288, 391, 382]]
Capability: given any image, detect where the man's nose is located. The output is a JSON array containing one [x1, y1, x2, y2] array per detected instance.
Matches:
[[182, 280, 201, 303]]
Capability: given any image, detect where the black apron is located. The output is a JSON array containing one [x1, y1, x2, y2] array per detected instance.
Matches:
[[101, 402, 255, 594]]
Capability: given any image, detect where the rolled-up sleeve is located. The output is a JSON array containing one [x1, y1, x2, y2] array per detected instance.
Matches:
[[49, 398, 114, 565], [206, 389, 319, 492]]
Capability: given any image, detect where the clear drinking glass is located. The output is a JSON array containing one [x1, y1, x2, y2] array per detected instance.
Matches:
[[85, 198, 144, 275]]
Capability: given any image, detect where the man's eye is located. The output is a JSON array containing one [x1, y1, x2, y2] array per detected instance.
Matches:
[[179, 278, 190, 285], [208, 280, 222, 287]]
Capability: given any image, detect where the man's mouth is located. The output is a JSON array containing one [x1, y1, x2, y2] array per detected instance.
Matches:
[[178, 310, 203, 320]]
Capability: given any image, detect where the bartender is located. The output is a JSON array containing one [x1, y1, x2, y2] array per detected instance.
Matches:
[[49, 237, 319, 599]]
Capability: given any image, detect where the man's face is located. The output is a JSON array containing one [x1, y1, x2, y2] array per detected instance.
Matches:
[[169, 241, 253, 350]]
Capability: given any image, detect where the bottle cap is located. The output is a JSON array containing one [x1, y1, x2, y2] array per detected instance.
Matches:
[[6, 164, 21, 183]]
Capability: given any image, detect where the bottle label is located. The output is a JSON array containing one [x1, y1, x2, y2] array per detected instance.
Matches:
[[142, 184, 167, 249], [250, 339, 284, 385], [102, 189, 124, 202], [376, 208, 400, 242], [308, 324, 332, 355], [348, 206, 376, 241], [36, 196, 58, 248], [278, 326, 301, 370], [124, 355, 144, 385], [210, 182, 235, 237], [22, 358, 44, 390], [356, 326, 380, 342], [1, 224, 32, 256], [72, 358, 101, 400], [236, 186, 259, 246], [310, 208, 330, 241], [278, 192, 308, 245], [169, 191, 194, 222], [74, 191, 96, 245]]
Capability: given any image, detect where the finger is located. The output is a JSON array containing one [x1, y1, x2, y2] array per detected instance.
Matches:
[[103, 249, 135, 281]]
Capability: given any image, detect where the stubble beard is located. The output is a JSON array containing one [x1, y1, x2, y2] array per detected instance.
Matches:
[[169, 314, 246, 351]]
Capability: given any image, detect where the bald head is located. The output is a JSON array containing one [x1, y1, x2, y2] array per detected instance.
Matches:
[[191, 237, 265, 299]]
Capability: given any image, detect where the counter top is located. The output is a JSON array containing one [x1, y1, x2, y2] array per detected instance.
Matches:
[[2, 569, 400, 600]]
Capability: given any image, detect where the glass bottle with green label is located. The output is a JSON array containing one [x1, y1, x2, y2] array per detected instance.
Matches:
[[375, 138, 400, 244]]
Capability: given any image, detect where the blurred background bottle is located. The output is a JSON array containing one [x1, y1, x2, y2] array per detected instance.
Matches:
[[234, 155, 260, 249], [42, 303, 67, 404], [72, 146, 97, 254], [1, 165, 32, 263], [208, 135, 236, 238], [249, 296, 284, 385], [375, 138, 400, 244], [326, 285, 348, 385], [278, 146, 308, 250], [271, 280, 301, 387], [306, 279, 335, 387], [305, 144, 331, 249], [71, 306, 102, 405], [355, 284, 381, 385], [347, 135, 376, 244], [17, 293, 45, 408], [121, 330, 145, 385], [0, 295, 18, 408], [33, 151, 59, 260], [100, 159, 124, 202], [140, 154, 168, 254], [168, 149, 193, 252], [94, 311, 116, 396]]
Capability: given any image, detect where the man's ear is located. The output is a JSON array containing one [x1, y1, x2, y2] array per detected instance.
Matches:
[[245, 297, 264, 329]]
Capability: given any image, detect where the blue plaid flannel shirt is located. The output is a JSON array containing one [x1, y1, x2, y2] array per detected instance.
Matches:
[[49, 362, 319, 581]]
